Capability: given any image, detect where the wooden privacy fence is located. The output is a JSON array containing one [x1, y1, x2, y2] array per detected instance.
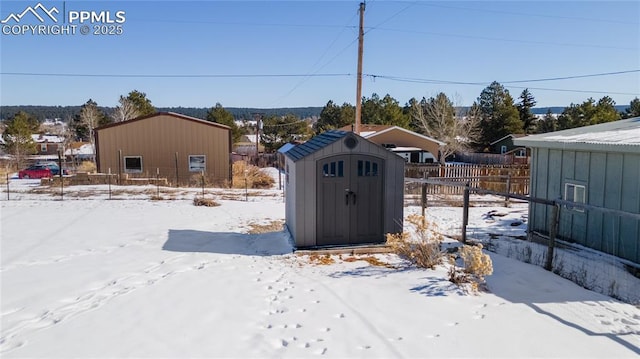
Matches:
[[405, 163, 530, 195]]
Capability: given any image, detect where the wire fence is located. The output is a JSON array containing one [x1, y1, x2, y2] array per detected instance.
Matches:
[[404, 178, 640, 304]]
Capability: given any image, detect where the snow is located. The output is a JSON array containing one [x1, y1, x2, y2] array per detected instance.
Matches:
[[1, 173, 640, 358]]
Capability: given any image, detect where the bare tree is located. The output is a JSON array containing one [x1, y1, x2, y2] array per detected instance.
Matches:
[[112, 95, 139, 122], [79, 101, 102, 164], [411, 93, 481, 163]]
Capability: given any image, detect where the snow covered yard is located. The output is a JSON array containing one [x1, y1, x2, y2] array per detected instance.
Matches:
[[1, 180, 640, 358]]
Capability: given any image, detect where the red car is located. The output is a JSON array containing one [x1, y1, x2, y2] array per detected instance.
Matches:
[[18, 164, 53, 179]]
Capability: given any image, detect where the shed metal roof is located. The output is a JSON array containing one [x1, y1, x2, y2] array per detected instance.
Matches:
[[284, 130, 349, 161], [514, 117, 640, 154]]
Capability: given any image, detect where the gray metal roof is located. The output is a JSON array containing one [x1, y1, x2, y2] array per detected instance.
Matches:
[[514, 117, 640, 154], [284, 130, 349, 161]]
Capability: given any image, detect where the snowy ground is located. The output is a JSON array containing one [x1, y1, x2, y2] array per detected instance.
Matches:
[[1, 173, 639, 358]]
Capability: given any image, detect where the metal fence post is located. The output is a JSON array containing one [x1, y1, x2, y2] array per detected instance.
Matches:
[[421, 183, 427, 217], [6, 173, 9, 201], [462, 181, 470, 244]]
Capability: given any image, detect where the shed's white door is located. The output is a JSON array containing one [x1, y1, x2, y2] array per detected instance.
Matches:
[[316, 154, 384, 246]]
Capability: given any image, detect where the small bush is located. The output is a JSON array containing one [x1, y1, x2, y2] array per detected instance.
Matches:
[[193, 197, 220, 207], [448, 244, 494, 292], [231, 161, 274, 189], [387, 214, 444, 269]]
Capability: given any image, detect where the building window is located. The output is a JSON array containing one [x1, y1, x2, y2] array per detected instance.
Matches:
[[357, 160, 378, 177], [564, 182, 586, 211], [515, 149, 526, 158], [501, 145, 507, 154], [40, 144, 47, 152], [189, 155, 206, 172], [124, 156, 143, 173], [323, 160, 344, 177]]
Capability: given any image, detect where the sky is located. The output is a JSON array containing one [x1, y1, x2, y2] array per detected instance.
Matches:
[[2, 176, 639, 357], [0, 0, 639, 109]]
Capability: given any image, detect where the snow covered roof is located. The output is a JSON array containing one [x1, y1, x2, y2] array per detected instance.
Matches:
[[31, 134, 64, 143], [514, 117, 640, 154]]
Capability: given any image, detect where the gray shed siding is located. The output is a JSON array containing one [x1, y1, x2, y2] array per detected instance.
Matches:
[[529, 147, 640, 263], [285, 131, 404, 248]]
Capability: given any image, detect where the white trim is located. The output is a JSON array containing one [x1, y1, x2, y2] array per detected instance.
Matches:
[[124, 156, 143, 173], [188, 155, 206, 172]]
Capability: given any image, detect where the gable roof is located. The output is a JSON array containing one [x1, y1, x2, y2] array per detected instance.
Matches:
[[337, 124, 446, 145], [366, 126, 446, 146], [284, 130, 349, 161], [514, 117, 640, 154], [489, 133, 526, 146], [95, 112, 231, 131]]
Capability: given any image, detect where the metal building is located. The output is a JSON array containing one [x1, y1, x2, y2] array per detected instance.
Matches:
[[284, 130, 405, 248], [95, 112, 231, 186], [515, 117, 640, 264]]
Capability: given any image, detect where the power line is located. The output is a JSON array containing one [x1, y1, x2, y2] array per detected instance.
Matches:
[[268, 10, 359, 107], [417, 2, 639, 26], [373, 27, 638, 51], [365, 71, 640, 96], [0, 72, 353, 78]]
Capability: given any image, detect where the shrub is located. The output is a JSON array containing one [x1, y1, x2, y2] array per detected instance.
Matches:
[[231, 161, 275, 189], [77, 161, 96, 173], [387, 214, 445, 269], [448, 244, 494, 292]]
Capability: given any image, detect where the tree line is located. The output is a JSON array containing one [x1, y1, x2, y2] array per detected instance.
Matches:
[[2, 84, 639, 167]]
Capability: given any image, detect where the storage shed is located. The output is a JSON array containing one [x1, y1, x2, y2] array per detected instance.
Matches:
[[284, 130, 405, 248], [514, 117, 640, 264]]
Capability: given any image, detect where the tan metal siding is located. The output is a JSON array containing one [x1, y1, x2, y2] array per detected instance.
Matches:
[[367, 129, 441, 158]]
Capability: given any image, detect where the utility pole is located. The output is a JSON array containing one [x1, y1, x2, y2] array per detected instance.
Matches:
[[354, 1, 365, 135], [252, 113, 263, 165]]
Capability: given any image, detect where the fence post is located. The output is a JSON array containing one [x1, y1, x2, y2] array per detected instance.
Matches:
[[462, 181, 470, 244], [6, 173, 9, 201], [174, 152, 179, 187], [156, 168, 160, 198], [421, 183, 427, 217], [545, 203, 560, 271], [108, 168, 112, 200], [505, 174, 511, 208], [201, 170, 205, 197]]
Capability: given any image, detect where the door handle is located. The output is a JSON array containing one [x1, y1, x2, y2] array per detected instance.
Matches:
[[345, 189, 351, 205]]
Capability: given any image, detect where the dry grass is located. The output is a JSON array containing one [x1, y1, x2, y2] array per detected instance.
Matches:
[[247, 220, 284, 234], [387, 214, 445, 269], [231, 161, 274, 189], [342, 255, 396, 268], [193, 197, 220, 207], [448, 244, 494, 292], [76, 161, 96, 173], [308, 254, 335, 265]]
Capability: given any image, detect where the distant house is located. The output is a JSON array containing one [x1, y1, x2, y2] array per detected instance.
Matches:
[[514, 117, 640, 264], [490, 134, 526, 154], [339, 124, 445, 163], [31, 134, 64, 159], [489, 134, 530, 164], [95, 112, 231, 186]]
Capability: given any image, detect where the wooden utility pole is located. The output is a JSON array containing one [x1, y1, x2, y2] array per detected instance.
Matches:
[[354, 2, 365, 135]]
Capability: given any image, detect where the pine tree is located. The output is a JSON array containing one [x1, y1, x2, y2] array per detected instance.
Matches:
[[517, 89, 537, 134], [1, 111, 39, 168], [477, 82, 523, 148], [206, 103, 242, 143]]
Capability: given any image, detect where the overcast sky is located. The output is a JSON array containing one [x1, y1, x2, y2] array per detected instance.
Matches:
[[1, 0, 638, 109]]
